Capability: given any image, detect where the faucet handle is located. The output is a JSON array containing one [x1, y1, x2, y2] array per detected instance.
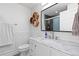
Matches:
[[55, 36, 58, 40]]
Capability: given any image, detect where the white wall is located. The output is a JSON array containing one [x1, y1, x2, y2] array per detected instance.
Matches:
[[31, 3, 79, 44], [30, 4, 43, 37], [0, 3, 32, 55]]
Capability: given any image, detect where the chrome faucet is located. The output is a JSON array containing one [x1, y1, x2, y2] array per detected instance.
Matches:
[[47, 31, 59, 40], [48, 31, 54, 39]]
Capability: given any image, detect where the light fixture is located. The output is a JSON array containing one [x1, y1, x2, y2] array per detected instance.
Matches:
[[55, 11, 58, 13]]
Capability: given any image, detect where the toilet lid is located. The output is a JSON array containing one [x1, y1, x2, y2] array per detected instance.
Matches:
[[18, 44, 29, 49]]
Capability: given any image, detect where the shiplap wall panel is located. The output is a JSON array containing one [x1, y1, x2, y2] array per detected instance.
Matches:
[[0, 23, 12, 46]]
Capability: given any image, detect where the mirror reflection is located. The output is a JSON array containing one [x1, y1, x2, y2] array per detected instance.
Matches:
[[41, 3, 78, 32]]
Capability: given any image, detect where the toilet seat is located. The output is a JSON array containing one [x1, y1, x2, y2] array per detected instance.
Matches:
[[18, 44, 29, 52]]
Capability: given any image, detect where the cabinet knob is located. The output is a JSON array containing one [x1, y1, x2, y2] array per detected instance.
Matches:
[[35, 45, 37, 47]]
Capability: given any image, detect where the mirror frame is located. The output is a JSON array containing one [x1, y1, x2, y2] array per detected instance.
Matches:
[[41, 3, 72, 32]]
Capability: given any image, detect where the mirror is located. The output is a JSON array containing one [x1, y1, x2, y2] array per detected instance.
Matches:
[[41, 3, 77, 32]]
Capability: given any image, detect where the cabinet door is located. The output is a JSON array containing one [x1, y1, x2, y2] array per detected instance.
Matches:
[[35, 42, 50, 56], [29, 39, 36, 56], [50, 47, 69, 56]]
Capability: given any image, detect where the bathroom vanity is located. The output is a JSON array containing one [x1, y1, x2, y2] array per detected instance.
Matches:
[[29, 37, 79, 56]]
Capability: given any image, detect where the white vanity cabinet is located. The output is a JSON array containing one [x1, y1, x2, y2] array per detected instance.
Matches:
[[29, 38, 70, 56], [35, 42, 50, 56], [29, 39, 50, 56]]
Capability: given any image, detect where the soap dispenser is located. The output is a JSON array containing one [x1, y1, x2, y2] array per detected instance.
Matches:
[[45, 31, 47, 38]]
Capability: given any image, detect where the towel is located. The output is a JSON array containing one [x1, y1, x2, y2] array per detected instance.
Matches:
[[72, 5, 79, 35]]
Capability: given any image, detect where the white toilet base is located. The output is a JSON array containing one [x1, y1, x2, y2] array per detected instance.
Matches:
[[20, 50, 30, 56]]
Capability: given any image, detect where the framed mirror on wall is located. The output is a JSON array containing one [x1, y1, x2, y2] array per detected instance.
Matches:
[[41, 3, 78, 32]]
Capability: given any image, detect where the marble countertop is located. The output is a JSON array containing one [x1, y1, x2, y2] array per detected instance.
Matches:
[[30, 37, 79, 56]]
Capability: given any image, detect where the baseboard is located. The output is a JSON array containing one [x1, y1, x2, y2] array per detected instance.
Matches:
[[0, 49, 19, 56]]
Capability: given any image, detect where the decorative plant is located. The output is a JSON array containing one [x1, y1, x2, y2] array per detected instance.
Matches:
[[30, 12, 39, 27]]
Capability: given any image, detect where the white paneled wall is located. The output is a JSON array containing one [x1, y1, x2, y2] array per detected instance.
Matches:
[[0, 23, 15, 55], [0, 3, 32, 55], [0, 23, 12, 45]]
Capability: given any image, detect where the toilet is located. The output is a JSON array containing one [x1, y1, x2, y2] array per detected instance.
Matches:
[[18, 44, 29, 56]]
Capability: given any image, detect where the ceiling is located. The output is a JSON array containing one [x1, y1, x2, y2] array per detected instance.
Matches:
[[19, 3, 41, 9], [43, 3, 67, 16], [19, 3, 67, 16]]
